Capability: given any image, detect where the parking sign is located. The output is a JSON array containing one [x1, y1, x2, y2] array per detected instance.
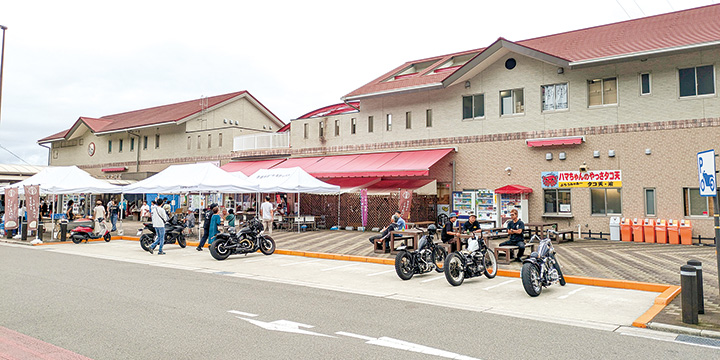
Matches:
[[697, 150, 716, 197]]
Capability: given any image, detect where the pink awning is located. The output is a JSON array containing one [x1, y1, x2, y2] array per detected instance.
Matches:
[[220, 159, 286, 176], [526, 136, 584, 147], [495, 184, 533, 194], [101, 167, 127, 172]]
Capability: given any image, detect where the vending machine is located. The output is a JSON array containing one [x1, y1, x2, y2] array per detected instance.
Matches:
[[452, 191, 475, 222], [475, 189, 497, 227], [497, 193, 528, 225]]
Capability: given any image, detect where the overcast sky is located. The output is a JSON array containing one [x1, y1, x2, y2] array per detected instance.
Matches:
[[0, 0, 715, 165]]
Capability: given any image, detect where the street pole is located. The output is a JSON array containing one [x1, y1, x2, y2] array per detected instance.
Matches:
[[0, 25, 7, 125], [715, 189, 720, 294]]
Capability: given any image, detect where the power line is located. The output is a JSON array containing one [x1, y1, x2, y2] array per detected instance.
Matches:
[[0, 143, 33, 165], [632, 0, 646, 16], [665, 0, 675, 10], [615, 0, 633, 19]]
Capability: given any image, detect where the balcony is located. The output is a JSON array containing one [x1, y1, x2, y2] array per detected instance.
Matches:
[[233, 132, 290, 152]]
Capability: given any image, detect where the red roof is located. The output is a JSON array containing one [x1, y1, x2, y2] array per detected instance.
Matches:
[[345, 4, 720, 99], [495, 185, 533, 194], [526, 136, 584, 147], [296, 101, 360, 119], [38, 91, 284, 143]]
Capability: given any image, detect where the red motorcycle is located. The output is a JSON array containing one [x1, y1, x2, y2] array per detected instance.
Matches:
[[70, 217, 111, 243]]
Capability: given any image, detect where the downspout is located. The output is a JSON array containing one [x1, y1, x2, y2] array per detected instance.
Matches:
[[39, 143, 51, 165], [128, 131, 140, 172], [451, 160, 456, 193]]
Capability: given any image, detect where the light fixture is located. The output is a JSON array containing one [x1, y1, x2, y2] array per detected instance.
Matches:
[[505, 167, 512, 176], [223, 119, 227, 124], [593, 151, 600, 158], [559, 152, 566, 160], [546, 153, 553, 161], [234, 120, 238, 125], [557, 67, 564, 74], [263, 125, 267, 129], [608, 150, 615, 157], [464, 80, 471, 89], [645, 148, 651, 155]]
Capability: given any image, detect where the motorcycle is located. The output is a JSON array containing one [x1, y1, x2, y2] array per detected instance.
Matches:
[[444, 231, 497, 286], [70, 217, 111, 243], [521, 230, 566, 297], [394, 224, 447, 280], [209, 218, 276, 260], [138, 214, 187, 251]]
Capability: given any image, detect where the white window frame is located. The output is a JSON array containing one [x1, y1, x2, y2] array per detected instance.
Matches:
[[303, 123, 309, 139], [368, 116, 374, 133], [405, 111, 412, 129], [683, 187, 710, 217], [590, 188, 622, 215], [639, 73, 651, 96], [462, 93, 485, 120], [541, 83, 569, 112], [499, 89, 524, 116], [587, 77, 618, 107], [543, 189, 572, 215], [351, 118, 356, 134], [334, 120, 340, 136]]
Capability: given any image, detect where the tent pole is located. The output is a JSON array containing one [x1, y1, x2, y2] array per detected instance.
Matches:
[[337, 194, 340, 229], [297, 192, 300, 233]]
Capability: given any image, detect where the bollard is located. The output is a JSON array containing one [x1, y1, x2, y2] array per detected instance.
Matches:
[[37, 223, 44, 241], [20, 221, 28, 241], [60, 222, 67, 242], [687, 260, 704, 314], [680, 265, 699, 324]]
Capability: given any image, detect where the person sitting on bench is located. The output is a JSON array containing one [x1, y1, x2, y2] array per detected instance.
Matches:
[[369, 212, 405, 248], [499, 209, 525, 261], [462, 214, 483, 234], [441, 212, 460, 243]]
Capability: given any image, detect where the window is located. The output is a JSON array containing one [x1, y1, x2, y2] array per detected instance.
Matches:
[[335, 120, 340, 136], [108, 140, 112, 153], [645, 188, 656, 216], [130, 138, 134, 151], [426, 109, 432, 127], [368, 116, 374, 133], [303, 123, 309, 139], [219, 133, 222, 147], [208, 134, 212, 148], [143, 136, 148, 150], [386, 114, 392, 131], [588, 77, 617, 106], [405, 112, 412, 129], [640, 73, 651, 95], [544, 189, 571, 214], [319, 121, 324, 137], [679, 65, 715, 97], [500, 89, 523, 115], [155, 134, 160, 149], [351, 118, 356, 134], [462, 94, 485, 119], [591, 188, 622, 215], [197, 135, 201, 149], [187, 136, 191, 150], [542, 83, 568, 111], [52, 150, 58, 159], [683, 188, 710, 216], [118, 139, 123, 152]]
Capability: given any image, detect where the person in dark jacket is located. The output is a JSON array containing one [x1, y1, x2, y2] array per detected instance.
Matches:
[[196, 203, 218, 251]]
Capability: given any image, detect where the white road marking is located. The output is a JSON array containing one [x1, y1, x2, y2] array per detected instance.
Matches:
[[420, 275, 445, 283], [321, 263, 359, 272], [483, 279, 515, 290], [280, 259, 323, 267], [367, 269, 395, 277], [238, 318, 335, 338], [227, 310, 258, 317], [337, 332, 480, 359], [558, 286, 587, 299], [335, 331, 375, 341]]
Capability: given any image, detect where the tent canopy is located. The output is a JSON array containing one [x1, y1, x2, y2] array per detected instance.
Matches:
[[248, 167, 340, 194], [0, 165, 121, 194], [495, 184, 533, 194], [122, 163, 258, 194]]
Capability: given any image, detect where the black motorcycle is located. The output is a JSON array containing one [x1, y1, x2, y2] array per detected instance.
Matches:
[[521, 230, 566, 297], [138, 214, 187, 251], [394, 224, 447, 280], [444, 232, 497, 286], [209, 218, 276, 260]]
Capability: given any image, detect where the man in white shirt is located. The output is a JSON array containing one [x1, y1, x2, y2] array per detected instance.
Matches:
[[147, 199, 169, 255], [93, 200, 106, 235], [260, 196, 275, 235]]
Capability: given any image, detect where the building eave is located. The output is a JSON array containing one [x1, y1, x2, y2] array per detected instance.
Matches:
[[568, 40, 720, 68], [342, 82, 444, 101]]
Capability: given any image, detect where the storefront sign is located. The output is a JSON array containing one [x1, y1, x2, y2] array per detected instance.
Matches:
[[542, 170, 622, 188], [4, 187, 19, 230], [398, 189, 412, 220], [24, 185, 40, 231], [360, 189, 368, 228]]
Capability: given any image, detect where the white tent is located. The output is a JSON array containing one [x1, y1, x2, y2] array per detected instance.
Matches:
[[122, 162, 258, 194], [0, 165, 122, 194], [247, 167, 340, 194]]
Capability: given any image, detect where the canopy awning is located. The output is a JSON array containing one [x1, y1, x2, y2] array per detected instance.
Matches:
[[220, 159, 285, 176], [526, 136, 584, 147], [495, 184, 534, 194], [101, 167, 127, 172]]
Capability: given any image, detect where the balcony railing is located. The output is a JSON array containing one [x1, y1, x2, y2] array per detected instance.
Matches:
[[233, 132, 290, 151]]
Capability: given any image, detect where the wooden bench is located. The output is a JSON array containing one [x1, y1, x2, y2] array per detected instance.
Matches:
[[493, 243, 537, 264], [553, 230, 575, 243], [373, 238, 389, 254]]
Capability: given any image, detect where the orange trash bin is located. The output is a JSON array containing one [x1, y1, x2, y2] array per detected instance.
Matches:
[[655, 219, 668, 244], [631, 218, 644, 242], [667, 219, 680, 244], [620, 218, 633, 241], [679, 219, 693, 245], [643, 218, 655, 243]]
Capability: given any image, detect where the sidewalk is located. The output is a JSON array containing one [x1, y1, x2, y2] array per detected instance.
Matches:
[[6, 220, 719, 333]]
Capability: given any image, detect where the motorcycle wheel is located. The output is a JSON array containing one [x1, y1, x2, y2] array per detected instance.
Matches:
[[104, 232, 111, 242], [482, 250, 498, 279], [394, 251, 414, 280], [432, 245, 447, 273], [71, 235, 83, 244], [140, 234, 153, 252], [259, 236, 276, 255], [210, 239, 232, 260], [444, 252, 465, 286], [552, 255, 566, 286], [521, 262, 542, 297], [178, 235, 186, 248]]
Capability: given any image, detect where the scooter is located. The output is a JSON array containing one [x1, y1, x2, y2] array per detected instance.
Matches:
[[70, 217, 111, 243]]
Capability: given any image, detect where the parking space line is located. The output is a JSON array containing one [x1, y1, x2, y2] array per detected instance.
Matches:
[[367, 269, 395, 277], [227, 310, 258, 317], [558, 286, 586, 299], [280, 259, 323, 267], [321, 263, 359, 272], [483, 279, 515, 291], [420, 276, 445, 283]]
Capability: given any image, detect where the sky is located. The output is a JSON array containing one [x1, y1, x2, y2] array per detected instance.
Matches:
[[0, 0, 716, 165]]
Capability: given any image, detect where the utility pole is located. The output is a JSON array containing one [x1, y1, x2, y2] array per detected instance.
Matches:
[[0, 25, 7, 125]]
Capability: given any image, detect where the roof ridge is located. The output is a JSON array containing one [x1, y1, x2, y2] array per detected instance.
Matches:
[[100, 90, 247, 119]]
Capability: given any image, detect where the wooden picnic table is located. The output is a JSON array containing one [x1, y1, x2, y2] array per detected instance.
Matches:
[[523, 222, 558, 237], [389, 229, 423, 254]]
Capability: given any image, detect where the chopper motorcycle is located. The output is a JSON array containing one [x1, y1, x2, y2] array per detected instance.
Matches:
[[394, 224, 446, 280], [209, 218, 276, 260], [444, 231, 497, 286], [138, 214, 187, 251], [520, 229, 566, 297]]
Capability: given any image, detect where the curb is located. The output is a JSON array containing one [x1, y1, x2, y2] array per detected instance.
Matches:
[[647, 322, 720, 339]]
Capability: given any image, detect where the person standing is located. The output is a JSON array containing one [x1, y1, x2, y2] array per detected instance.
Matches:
[[225, 209, 236, 232], [196, 203, 217, 251], [185, 209, 196, 235], [500, 209, 526, 261], [208, 206, 222, 245], [108, 199, 119, 232], [93, 200, 106, 235], [66, 200, 75, 221], [140, 201, 150, 222], [260, 196, 275, 235], [162, 198, 172, 217], [148, 199, 168, 255]]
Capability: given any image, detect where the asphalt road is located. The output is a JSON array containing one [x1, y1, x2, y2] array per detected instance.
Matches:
[[0, 244, 718, 359]]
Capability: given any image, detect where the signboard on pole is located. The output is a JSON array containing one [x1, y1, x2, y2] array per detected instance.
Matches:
[[697, 149, 716, 197], [4, 187, 18, 230], [24, 185, 40, 231]]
